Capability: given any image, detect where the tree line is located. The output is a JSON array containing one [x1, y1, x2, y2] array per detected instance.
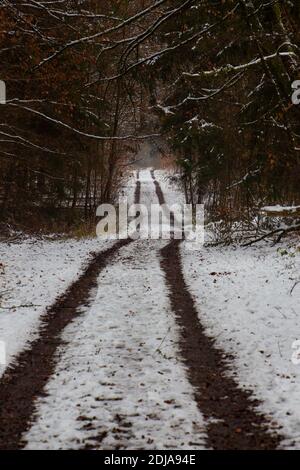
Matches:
[[0, 0, 150, 231], [151, 0, 300, 238], [0, 1, 299, 237]]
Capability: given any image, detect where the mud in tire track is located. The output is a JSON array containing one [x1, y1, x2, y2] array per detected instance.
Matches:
[[0, 170, 282, 450], [0, 177, 141, 450], [151, 170, 281, 450]]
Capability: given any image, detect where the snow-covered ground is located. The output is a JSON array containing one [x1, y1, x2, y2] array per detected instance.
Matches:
[[0, 237, 112, 377], [0, 172, 138, 377], [1, 167, 300, 449], [23, 171, 206, 450], [181, 240, 300, 448], [155, 168, 300, 447], [24, 240, 206, 450], [153, 169, 185, 207], [139, 168, 184, 206]]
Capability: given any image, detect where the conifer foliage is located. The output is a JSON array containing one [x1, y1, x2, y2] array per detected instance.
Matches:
[[0, 1, 299, 233]]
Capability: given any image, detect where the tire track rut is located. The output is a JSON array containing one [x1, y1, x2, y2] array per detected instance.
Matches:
[[0, 176, 141, 450], [0, 169, 282, 450], [151, 170, 281, 450]]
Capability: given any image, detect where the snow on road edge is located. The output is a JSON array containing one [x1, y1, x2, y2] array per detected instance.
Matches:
[[0, 237, 113, 377], [181, 241, 300, 448], [24, 240, 207, 450], [0, 171, 138, 377]]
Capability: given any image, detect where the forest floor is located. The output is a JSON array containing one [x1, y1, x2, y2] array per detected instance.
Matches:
[[0, 169, 299, 450]]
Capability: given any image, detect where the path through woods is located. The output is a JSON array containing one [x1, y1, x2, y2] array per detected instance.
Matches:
[[0, 170, 280, 450]]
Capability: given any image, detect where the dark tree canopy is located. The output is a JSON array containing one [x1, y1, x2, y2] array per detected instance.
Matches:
[[0, 0, 299, 234]]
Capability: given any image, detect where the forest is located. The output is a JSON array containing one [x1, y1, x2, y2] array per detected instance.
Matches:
[[1, 1, 300, 455], [0, 0, 299, 236]]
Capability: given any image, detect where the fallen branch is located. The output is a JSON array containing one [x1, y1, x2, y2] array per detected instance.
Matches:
[[242, 224, 300, 247], [275, 225, 300, 244], [260, 206, 300, 217]]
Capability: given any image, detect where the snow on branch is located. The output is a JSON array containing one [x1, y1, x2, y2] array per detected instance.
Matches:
[[33, 0, 169, 70], [260, 205, 300, 217], [183, 52, 296, 79], [226, 169, 260, 190]]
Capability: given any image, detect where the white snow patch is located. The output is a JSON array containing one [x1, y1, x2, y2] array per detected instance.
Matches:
[[261, 205, 300, 214], [0, 173, 136, 377], [181, 241, 300, 448], [154, 170, 185, 207], [24, 240, 206, 450], [0, 237, 112, 377]]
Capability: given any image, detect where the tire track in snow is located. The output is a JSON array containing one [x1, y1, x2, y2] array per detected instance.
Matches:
[[150, 170, 281, 449], [0, 176, 141, 450], [0, 239, 133, 450], [0, 168, 281, 450], [22, 169, 206, 449], [24, 240, 206, 450]]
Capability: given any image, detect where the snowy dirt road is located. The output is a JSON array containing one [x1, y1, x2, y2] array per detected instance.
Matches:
[[0, 169, 295, 450]]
